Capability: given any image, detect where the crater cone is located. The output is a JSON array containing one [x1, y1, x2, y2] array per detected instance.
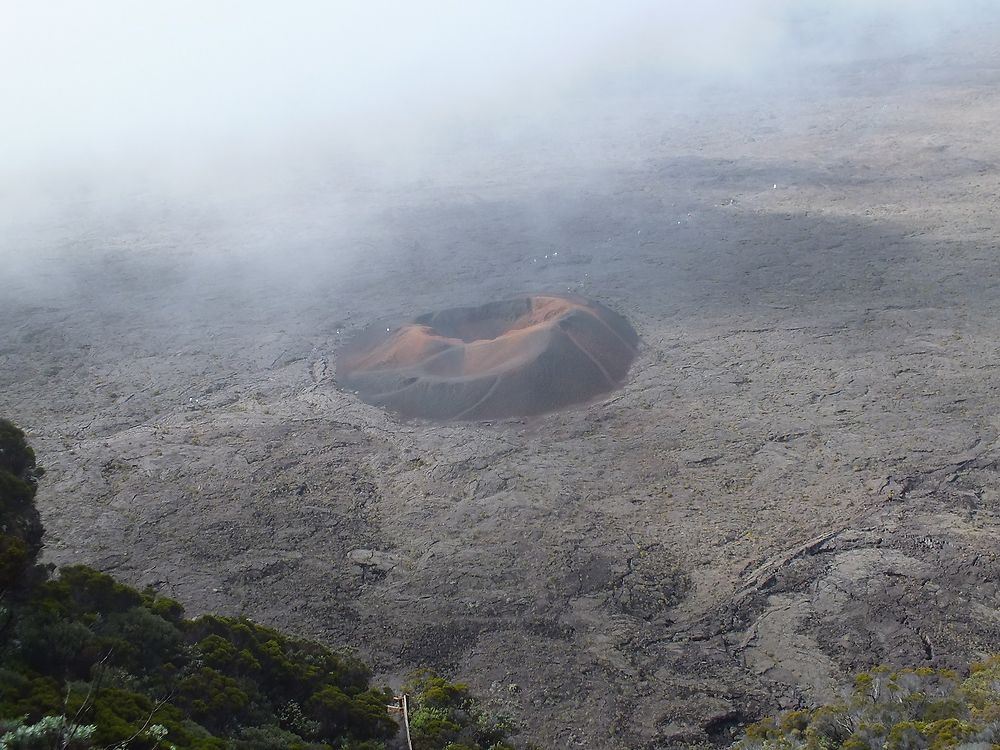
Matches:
[[337, 294, 639, 421]]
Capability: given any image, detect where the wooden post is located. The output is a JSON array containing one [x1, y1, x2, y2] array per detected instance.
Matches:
[[386, 694, 413, 750], [401, 694, 413, 750]]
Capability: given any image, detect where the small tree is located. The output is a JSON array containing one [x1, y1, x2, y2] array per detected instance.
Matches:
[[0, 714, 97, 750], [0, 419, 44, 594]]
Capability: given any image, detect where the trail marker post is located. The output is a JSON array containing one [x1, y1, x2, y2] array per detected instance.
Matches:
[[387, 694, 413, 750]]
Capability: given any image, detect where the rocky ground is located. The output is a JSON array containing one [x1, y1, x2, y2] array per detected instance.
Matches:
[[4, 28, 1000, 750]]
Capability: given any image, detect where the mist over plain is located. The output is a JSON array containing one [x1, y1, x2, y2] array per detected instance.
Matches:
[[2, 0, 996, 303]]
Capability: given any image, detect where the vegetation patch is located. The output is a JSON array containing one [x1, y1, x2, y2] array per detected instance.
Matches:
[[0, 420, 528, 750], [738, 661, 1000, 750]]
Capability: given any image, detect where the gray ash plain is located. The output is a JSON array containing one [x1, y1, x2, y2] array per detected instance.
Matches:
[[4, 39, 1000, 749]]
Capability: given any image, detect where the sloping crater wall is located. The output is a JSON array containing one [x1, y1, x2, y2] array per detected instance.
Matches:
[[337, 294, 639, 421]]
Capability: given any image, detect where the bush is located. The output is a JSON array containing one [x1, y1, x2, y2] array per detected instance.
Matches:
[[0, 420, 36, 477], [0, 714, 96, 750], [405, 670, 518, 750], [737, 660, 1000, 750], [0, 420, 43, 592], [0, 420, 398, 749], [2, 562, 397, 749], [0, 418, 538, 750]]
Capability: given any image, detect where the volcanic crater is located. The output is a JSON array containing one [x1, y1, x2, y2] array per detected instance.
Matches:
[[337, 294, 639, 420]]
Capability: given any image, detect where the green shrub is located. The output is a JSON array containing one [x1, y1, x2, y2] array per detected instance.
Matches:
[[0, 419, 537, 749], [0, 419, 401, 749], [0, 420, 43, 592], [405, 670, 519, 750], [234, 723, 331, 750], [0, 420, 36, 477], [0, 714, 96, 750], [0, 534, 29, 588], [737, 659, 1000, 750]]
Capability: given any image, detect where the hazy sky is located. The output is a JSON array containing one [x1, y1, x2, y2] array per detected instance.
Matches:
[[1, 0, 990, 195]]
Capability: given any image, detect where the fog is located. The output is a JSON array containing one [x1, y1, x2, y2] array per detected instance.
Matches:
[[1, 0, 996, 293], [4, 2, 992, 186]]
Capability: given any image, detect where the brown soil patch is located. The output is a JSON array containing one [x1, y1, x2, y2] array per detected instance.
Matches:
[[337, 294, 639, 420]]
